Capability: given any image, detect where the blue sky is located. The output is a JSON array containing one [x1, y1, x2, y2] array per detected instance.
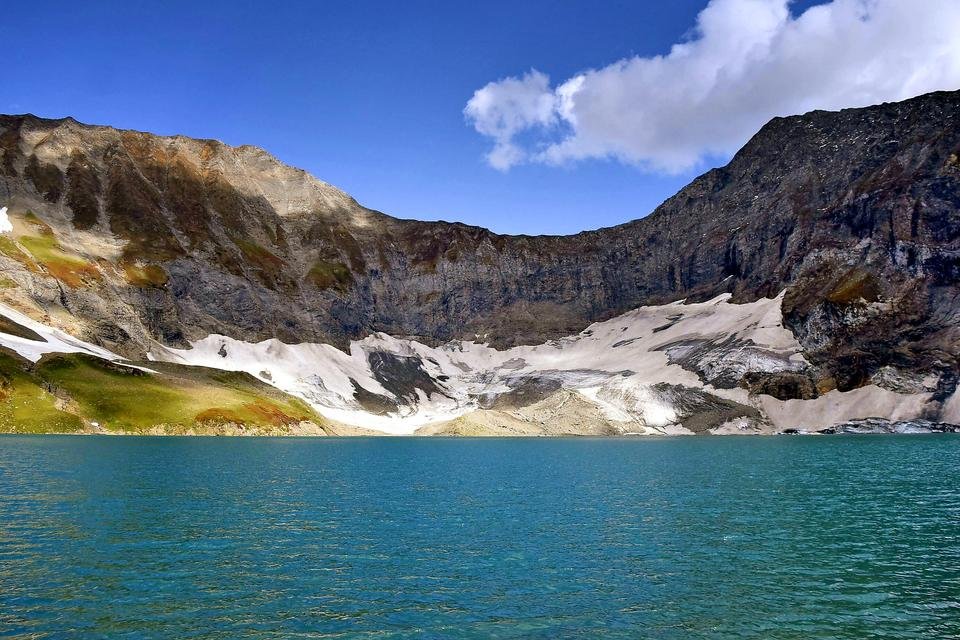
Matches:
[[4, 0, 956, 235]]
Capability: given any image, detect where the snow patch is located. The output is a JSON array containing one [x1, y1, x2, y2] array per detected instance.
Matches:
[[0, 302, 122, 363], [0, 207, 12, 234], [0, 292, 938, 436], [759, 386, 933, 431], [154, 293, 824, 434]]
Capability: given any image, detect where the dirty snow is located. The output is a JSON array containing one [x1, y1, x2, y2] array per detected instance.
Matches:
[[1, 291, 936, 435], [149, 292, 935, 435]]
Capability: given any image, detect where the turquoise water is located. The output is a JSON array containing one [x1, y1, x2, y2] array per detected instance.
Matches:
[[1, 436, 959, 639]]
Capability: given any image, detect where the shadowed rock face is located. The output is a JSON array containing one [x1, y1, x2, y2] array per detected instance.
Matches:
[[0, 90, 958, 394], [655, 335, 804, 389], [649, 383, 762, 433], [366, 352, 448, 405]]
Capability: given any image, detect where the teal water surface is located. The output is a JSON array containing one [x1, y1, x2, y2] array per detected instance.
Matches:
[[1, 435, 959, 639]]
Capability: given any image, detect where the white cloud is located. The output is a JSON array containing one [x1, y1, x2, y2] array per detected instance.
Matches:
[[464, 0, 960, 173], [464, 70, 558, 170]]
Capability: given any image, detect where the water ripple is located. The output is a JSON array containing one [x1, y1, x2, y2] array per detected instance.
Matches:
[[1, 435, 959, 638]]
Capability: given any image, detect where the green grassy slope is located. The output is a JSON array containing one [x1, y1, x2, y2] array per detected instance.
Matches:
[[0, 351, 326, 434], [0, 350, 84, 433]]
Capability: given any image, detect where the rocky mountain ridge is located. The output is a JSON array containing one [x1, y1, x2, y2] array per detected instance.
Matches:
[[0, 90, 958, 434]]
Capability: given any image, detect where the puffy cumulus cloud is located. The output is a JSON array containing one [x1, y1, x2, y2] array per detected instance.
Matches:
[[464, 0, 960, 173], [464, 70, 558, 170]]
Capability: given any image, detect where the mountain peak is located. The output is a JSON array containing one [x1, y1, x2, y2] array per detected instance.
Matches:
[[0, 90, 957, 410]]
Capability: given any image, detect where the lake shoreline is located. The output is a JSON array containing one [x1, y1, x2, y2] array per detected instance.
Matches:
[[3, 417, 958, 438]]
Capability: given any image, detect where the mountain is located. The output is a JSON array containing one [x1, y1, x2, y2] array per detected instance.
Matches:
[[0, 90, 958, 435]]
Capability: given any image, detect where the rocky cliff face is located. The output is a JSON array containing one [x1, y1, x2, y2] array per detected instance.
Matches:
[[0, 90, 958, 429]]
